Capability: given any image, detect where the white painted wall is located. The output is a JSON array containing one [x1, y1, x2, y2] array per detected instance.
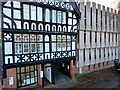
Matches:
[[86, 31, 90, 48], [78, 1, 119, 73], [79, 31, 84, 49], [44, 66, 52, 83]]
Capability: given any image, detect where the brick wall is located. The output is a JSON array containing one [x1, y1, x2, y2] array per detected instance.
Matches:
[[82, 60, 114, 73], [3, 68, 17, 88]]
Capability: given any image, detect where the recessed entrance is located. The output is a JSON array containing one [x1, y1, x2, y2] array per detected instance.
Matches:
[[54, 61, 70, 84]]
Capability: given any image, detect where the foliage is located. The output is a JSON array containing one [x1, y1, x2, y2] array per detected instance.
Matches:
[[118, 1, 120, 11]]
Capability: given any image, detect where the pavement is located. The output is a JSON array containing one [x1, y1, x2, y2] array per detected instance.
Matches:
[[0, 66, 117, 90], [39, 66, 117, 89]]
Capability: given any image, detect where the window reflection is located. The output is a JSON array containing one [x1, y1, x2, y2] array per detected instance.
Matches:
[[37, 7, 42, 21], [31, 6, 36, 20], [57, 35, 61, 51], [15, 34, 22, 42], [17, 65, 37, 87], [15, 43, 22, 54], [52, 10, 56, 23], [67, 36, 71, 50], [62, 12, 66, 24], [45, 9, 50, 22], [23, 43, 29, 53], [30, 34, 36, 42], [23, 4, 29, 20], [37, 35, 43, 42], [62, 35, 66, 51], [31, 43, 36, 53], [23, 34, 29, 42], [37, 43, 43, 53], [57, 11, 61, 23]]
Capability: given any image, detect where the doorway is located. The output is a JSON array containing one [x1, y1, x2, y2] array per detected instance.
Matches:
[[54, 61, 70, 83], [44, 64, 52, 86]]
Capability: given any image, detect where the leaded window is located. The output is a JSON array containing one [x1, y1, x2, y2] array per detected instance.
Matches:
[[17, 65, 37, 87]]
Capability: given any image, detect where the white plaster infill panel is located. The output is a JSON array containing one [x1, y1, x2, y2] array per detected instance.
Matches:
[[4, 42, 12, 54]]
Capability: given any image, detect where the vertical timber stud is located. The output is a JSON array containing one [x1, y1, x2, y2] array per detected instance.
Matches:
[[51, 63, 55, 84], [0, 0, 2, 88], [42, 64, 44, 88]]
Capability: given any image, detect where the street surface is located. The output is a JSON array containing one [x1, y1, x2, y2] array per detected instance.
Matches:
[[81, 73, 120, 88]]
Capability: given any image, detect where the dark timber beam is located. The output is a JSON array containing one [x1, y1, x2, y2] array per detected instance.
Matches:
[[69, 0, 81, 19]]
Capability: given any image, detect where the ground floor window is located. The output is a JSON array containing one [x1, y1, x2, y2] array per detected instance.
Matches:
[[17, 65, 37, 87]]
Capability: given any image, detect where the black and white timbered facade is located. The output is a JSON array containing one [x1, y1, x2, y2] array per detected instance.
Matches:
[[2, 0, 80, 88]]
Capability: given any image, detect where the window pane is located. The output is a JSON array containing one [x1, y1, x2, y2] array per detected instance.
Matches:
[[31, 77, 35, 84], [15, 34, 22, 42], [21, 74, 25, 86], [37, 43, 43, 53], [23, 4, 29, 20], [45, 9, 50, 22], [23, 43, 29, 53], [31, 43, 36, 53], [62, 12, 66, 24], [52, 10, 56, 23], [37, 35, 43, 42], [37, 7, 42, 21], [57, 35, 61, 51], [30, 66, 34, 71], [51, 35, 56, 41], [17, 65, 37, 87], [30, 72, 34, 77], [45, 35, 49, 42], [52, 43, 56, 52], [62, 35, 66, 51], [26, 73, 30, 78], [26, 66, 29, 72], [68, 12, 72, 17], [67, 36, 71, 50], [21, 67, 25, 73], [15, 43, 22, 54], [30, 34, 36, 42], [17, 67, 20, 73], [45, 43, 49, 52], [57, 11, 61, 23], [31, 5, 36, 20], [23, 34, 29, 42]]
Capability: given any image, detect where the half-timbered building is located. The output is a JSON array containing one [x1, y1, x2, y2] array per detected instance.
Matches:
[[1, 0, 80, 88]]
